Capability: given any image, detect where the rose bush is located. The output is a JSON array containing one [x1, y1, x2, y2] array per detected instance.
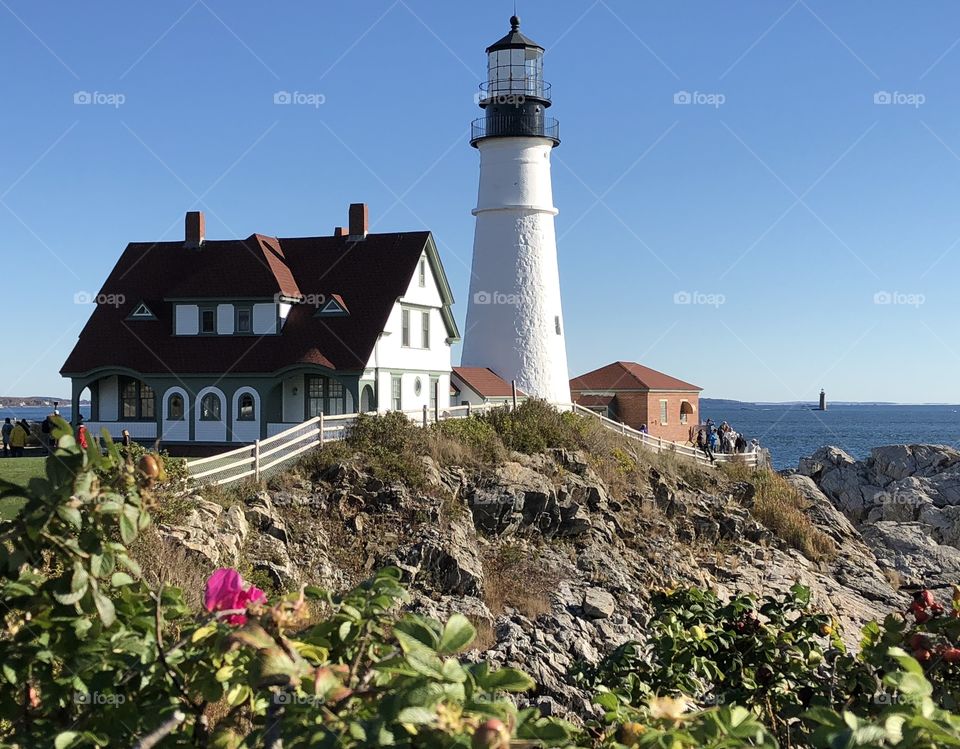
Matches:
[[0, 419, 958, 748]]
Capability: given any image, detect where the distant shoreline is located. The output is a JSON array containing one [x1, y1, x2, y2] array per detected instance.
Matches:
[[702, 398, 959, 408]]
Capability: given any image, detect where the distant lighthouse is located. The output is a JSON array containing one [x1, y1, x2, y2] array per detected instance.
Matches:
[[819, 389, 827, 411], [460, 16, 571, 404]]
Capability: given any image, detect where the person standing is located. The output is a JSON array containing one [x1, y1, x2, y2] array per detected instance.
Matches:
[[1, 418, 11, 457], [76, 417, 88, 451], [9, 420, 27, 458]]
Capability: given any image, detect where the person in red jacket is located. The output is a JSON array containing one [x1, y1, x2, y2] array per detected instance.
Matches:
[[76, 417, 88, 450]]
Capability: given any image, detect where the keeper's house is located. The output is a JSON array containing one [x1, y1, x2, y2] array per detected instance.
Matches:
[[61, 204, 460, 448]]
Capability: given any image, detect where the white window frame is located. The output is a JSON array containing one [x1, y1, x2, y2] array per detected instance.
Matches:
[[391, 375, 402, 411], [659, 399, 668, 425], [421, 310, 430, 349], [401, 309, 410, 347], [418, 257, 426, 287]]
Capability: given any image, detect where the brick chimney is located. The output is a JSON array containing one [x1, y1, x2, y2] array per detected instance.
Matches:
[[185, 210, 205, 248], [334, 227, 348, 237], [348, 203, 368, 239]]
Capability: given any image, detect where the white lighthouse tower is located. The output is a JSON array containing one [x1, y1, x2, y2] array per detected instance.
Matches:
[[461, 16, 571, 404]]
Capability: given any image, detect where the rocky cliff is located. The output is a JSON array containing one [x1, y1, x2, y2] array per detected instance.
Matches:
[[145, 443, 919, 720], [796, 443, 960, 591]]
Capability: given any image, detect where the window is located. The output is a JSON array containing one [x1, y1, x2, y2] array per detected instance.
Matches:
[[421, 311, 430, 349], [659, 399, 668, 424], [121, 380, 138, 419], [140, 384, 155, 419], [414, 377, 422, 396], [307, 376, 324, 418], [129, 302, 155, 320], [200, 307, 216, 334], [429, 377, 439, 411], [121, 378, 154, 420], [200, 393, 222, 421], [401, 309, 410, 347], [238, 393, 255, 421], [418, 257, 426, 287], [236, 306, 252, 333], [327, 380, 345, 416], [167, 393, 184, 421], [391, 376, 402, 411]]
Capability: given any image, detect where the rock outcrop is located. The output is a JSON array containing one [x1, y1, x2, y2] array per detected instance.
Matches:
[[798, 444, 960, 590], [153, 447, 911, 721]]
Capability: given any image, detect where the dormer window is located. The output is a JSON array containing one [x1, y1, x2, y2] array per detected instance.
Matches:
[[200, 307, 216, 334], [236, 306, 252, 333]]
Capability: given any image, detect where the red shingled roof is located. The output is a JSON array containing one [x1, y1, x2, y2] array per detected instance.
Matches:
[[570, 361, 701, 392], [62, 231, 450, 376], [452, 367, 525, 398]]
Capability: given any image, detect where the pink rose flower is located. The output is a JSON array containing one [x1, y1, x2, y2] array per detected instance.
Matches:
[[204, 568, 267, 626]]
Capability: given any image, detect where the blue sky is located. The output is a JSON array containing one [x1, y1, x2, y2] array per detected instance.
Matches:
[[2, 1, 959, 403]]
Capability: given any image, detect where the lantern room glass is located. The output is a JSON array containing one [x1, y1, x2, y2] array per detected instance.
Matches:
[[486, 47, 544, 98]]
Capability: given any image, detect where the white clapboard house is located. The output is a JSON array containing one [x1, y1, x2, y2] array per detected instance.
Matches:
[[61, 204, 460, 448]]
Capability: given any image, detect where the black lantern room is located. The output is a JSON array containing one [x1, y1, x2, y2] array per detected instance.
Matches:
[[470, 16, 559, 147]]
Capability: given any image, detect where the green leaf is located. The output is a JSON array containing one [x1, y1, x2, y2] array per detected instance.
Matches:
[[56, 505, 82, 530], [477, 667, 535, 692], [2, 664, 15, 684], [437, 614, 476, 654], [110, 572, 134, 587], [54, 732, 78, 749], [93, 590, 116, 628], [119, 505, 138, 544], [397, 706, 436, 725]]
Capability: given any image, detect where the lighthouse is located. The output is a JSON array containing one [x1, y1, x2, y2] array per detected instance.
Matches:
[[461, 16, 571, 404]]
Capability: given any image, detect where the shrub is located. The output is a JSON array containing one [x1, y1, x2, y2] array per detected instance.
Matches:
[[722, 463, 836, 562], [431, 417, 505, 464], [0, 420, 574, 748], [478, 399, 581, 454]]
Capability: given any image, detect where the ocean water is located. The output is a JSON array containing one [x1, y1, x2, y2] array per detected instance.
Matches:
[[701, 403, 960, 470], [0, 405, 88, 423]]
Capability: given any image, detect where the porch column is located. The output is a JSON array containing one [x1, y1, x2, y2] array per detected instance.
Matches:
[[70, 379, 85, 428]]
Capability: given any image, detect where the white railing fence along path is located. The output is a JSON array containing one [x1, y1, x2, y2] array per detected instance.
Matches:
[[186, 401, 766, 486]]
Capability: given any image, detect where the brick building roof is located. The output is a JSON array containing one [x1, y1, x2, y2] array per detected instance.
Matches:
[[570, 361, 701, 392]]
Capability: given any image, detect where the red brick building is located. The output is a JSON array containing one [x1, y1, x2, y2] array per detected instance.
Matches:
[[570, 361, 702, 443]]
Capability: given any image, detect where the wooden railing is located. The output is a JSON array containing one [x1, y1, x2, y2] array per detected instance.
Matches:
[[186, 401, 766, 486], [568, 404, 767, 469]]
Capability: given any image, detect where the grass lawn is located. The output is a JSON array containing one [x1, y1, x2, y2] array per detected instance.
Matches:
[[0, 457, 45, 520]]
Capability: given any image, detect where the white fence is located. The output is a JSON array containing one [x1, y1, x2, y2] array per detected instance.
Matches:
[[568, 404, 766, 469], [186, 402, 765, 486]]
